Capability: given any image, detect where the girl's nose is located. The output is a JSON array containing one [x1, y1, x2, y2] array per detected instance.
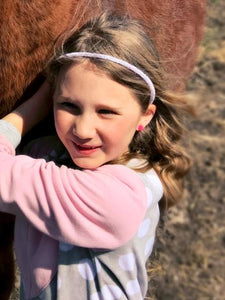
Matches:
[[72, 116, 96, 139]]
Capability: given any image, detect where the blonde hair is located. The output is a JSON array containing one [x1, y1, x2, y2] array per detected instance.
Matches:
[[46, 13, 192, 210]]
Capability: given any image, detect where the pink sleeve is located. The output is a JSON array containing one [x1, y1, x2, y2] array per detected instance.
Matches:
[[0, 135, 148, 249]]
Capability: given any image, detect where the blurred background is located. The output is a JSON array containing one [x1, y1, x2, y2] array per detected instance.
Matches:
[[147, 1, 225, 299]]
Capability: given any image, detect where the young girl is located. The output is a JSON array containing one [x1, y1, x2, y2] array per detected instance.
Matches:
[[0, 13, 191, 300]]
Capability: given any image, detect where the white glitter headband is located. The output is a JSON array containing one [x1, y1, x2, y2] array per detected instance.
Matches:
[[58, 52, 156, 103]]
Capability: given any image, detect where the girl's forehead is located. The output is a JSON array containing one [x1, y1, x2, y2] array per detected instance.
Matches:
[[61, 60, 107, 77], [57, 61, 112, 90], [56, 61, 114, 94]]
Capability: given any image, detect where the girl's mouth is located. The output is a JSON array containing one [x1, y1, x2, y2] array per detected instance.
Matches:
[[72, 141, 100, 155]]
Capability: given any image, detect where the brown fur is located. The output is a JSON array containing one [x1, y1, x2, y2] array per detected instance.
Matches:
[[0, 1, 206, 298]]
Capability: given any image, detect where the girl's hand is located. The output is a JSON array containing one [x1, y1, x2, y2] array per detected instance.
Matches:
[[2, 81, 52, 136]]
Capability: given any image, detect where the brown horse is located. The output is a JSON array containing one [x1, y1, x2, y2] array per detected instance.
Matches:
[[0, 0, 206, 299]]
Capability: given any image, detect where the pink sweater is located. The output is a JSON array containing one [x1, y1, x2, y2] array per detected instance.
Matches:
[[0, 133, 154, 297]]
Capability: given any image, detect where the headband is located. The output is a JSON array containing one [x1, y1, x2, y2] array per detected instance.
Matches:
[[58, 52, 156, 103]]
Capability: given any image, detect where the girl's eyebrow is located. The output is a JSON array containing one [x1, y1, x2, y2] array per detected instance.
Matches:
[[56, 94, 122, 109], [55, 93, 124, 112], [55, 95, 77, 102], [97, 103, 122, 111]]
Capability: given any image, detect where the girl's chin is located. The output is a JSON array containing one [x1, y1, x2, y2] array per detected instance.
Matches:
[[72, 157, 103, 170]]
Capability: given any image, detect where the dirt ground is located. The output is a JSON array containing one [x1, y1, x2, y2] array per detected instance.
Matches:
[[146, 1, 225, 299], [11, 1, 225, 299]]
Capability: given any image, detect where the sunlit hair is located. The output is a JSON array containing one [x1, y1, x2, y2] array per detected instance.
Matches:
[[46, 12, 193, 211]]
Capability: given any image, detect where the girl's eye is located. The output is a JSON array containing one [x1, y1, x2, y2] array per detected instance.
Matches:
[[98, 109, 117, 115], [60, 102, 81, 114]]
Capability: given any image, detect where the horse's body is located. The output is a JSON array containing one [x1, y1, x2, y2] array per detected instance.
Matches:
[[0, 1, 206, 298]]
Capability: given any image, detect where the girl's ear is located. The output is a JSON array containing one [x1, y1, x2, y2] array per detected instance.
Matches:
[[137, 104, 156, 129]]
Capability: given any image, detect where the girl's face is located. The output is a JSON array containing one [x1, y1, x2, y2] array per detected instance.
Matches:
[[53, 62, 155, 169]]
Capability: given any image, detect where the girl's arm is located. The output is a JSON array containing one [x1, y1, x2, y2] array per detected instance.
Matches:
[[2, 81, 52, 136], [0, 134, 151, 249]]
